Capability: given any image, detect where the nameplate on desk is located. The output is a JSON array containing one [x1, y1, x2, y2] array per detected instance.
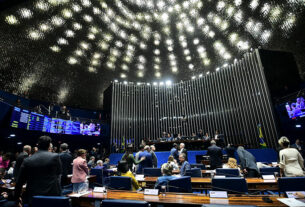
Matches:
[[209, 191, 228, 198], [277, 198, 305, 207], [214, 175, 226, 178], [144, 189, 159, 196], [286, 191, 305, 198]]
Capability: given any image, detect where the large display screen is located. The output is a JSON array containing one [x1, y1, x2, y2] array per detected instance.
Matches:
[[285, 97, 305, 119], [10, 107, 101, 136]]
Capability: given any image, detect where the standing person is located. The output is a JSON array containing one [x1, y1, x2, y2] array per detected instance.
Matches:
[[59, 143, 73, 186], [135, 145, 145, 172], [170, 143, 179, 161], [197, 129, 204, 139], [15, 136, 62, 205], [291, 139, 303, 152], [179, 153, 191, 176], [237, 146, 260, 177], [278, 136, 304, 177], [207, 140, 223, 170], [225, 144, 235, 158], [121, 144, 145, 172], [71, 149, 89, 193], [13, 145, 31, 179], [137, 146, 152, 174], [150, 145, 158, 168], [90, 147, 98, 159], [179, 143, 187, 161]]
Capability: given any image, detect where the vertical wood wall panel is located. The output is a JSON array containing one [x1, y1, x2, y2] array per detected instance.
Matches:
[[111, 51, 278, 149]]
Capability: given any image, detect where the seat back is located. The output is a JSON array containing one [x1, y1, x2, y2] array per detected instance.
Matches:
[[191, 164, 206, 170], [102, 199, 149, 207], [216, 168, 240, 177], [109, 176, 132, 190], [212, 178, 248, 194], [186, 168, 202, 177], [168, 176, 192, 193], [143, 168, 162, 177], [278, 177, 305, 192], [32, 196, 70, 207], [90, 168, 103, 184], [259, 167, 280, 175]]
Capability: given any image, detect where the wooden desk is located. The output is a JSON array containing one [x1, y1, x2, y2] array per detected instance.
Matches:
[[172, 170, 212, 177], [138, 177, 279, 191], [69, 190, 287, 207]]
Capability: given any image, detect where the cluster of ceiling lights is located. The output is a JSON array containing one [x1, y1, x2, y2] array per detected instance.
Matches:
[[3, 0, 303, 81]]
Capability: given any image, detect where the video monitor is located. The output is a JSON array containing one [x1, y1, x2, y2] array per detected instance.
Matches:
[[285, 97, 305, 119]]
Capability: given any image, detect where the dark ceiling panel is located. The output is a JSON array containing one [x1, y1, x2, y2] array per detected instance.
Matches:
[[0, 0, 304, 109]]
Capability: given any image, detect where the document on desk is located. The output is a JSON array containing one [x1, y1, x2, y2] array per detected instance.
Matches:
[[135, 174, 145, 181], [277, 198, 305, 207], [69, 191, 91, 197], [286, 191, 305, 198]]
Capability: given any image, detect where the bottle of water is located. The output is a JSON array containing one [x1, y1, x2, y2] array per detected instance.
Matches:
[[161, 185, 166, 196]]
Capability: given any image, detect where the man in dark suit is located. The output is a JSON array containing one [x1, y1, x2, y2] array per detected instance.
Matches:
[[170, 143, 179, 161], [13, 145, 31, 180], [59, 143, 73, 186], [207, 140, 223, 170], [179, 143, 187, 161], [15, 136, 62, 205], [225, 144, 235, 158]]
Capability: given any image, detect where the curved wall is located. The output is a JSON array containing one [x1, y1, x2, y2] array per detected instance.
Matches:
[[110, 50, 279, 149]]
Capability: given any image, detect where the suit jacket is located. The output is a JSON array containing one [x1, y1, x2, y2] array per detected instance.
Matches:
[[13, 152, 28, 179], [71, 157, 89, 183], [170, 148, 179, 161], [207, 145, 223, 169], [179, 148, 188, 160], [15, 150, 62, 203], [180, 161, 191, 176], [151, 151, 158, 168], [225, 146, 235, 158], [59, 151, 73, 185], [137, 151, 152, 174]]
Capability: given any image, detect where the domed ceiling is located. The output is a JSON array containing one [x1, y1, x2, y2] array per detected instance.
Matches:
[[0, 0, 304, 109]]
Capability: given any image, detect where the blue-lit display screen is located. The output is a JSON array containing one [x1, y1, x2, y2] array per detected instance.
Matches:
[[285, 97, 305, 119], [10, 107, 100, 136]]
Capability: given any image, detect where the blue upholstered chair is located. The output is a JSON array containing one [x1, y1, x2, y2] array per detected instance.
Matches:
[[186, 168, 202, 177], [168, 176, 192, 193], [212, 178, 248, 194], [215, 168, 240, 177], [102, 199, 149, 207], [191, 164, 206, 170], [278, 177, 305, 193], [259, 167, 280, 176], [202, 205, 257, 207], [109, 176, 132, 190], [143, 168, 162, 177], [90, 168, 103, 185], [32, 196, 70, 207]]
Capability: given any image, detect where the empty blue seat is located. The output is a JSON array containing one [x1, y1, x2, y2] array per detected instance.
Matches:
[[191, 164, 206, 170], [143, 168, 162, 177], [90, 168, 103, 185], [32, 196, 70, 207], [168, 176, 192, 193], [109, 176, 132, 190], [186, 168, 202, 177], [212, 178, 248, 194], [216, 168, 240, 177], [102, 199, 149, 207], [259, 167, 280, 175], [278, 177, 305, 192]]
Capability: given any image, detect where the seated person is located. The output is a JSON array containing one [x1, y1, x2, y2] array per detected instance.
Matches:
[[222, 158, 242, 176], [94, 160, 104, 169], [104, 158, 110, 169], [179, 153, 191, 176], [154, 162, 177, 189], [87, 156, 96, 168], [167, 156, 179, 170], [117, 161, 140, 191]]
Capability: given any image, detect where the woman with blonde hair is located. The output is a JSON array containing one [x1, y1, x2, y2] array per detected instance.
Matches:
[[278, 136, 304, 177]]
